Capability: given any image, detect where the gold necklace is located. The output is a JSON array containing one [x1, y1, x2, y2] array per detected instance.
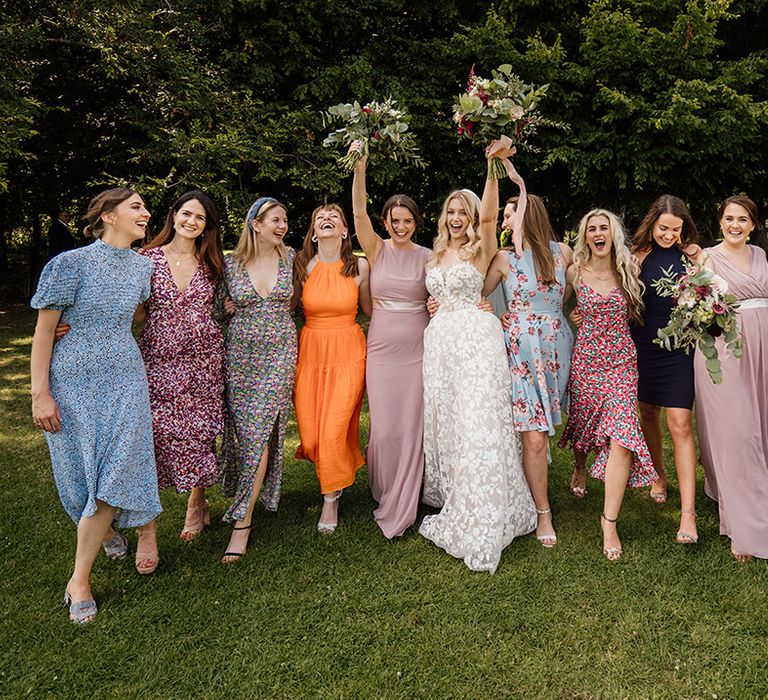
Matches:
[[166, 245, 196, 267]]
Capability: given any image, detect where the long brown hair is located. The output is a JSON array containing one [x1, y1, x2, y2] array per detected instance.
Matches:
[[145, 190, 224, 281], [381, 194, 423, 234], [294, 204, 359, 284], [83, 188, 143, 239], [632, 194, 699, 253], [508, 194, 557, 285]]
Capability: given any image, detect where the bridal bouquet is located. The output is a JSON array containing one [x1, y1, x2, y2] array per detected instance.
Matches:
[[322, 97, 424, 171], [453, 63, 550, 178], [653, 260, 741, 383]]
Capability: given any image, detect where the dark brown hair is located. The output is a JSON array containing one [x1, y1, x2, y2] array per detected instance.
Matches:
[[507, 194, 557, 285], [144, 190, 225, 282], [83, 188, 143, 239], [294, 204, 359, 284], [380, 194, 423, 235], [632, 194, 699, 252], [718, 195, 762, 230]]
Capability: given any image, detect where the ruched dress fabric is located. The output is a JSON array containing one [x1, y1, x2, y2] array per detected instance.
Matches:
[[503, 241, 573, 435], [294, 259, 366, 494], [138, 247, 225, 492], [30, 239, 162, 527], [220, 251, 297, 521], [631, 240, 695, 409], [694, 245, 768, 559], [366, 242, 430, 538], [420, 261, 536, 573], [559, 280, 657, 487]]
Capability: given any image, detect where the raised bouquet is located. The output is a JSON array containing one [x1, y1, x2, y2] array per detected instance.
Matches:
[[653, 260, 741, 383], [322, 97, 424, 171], [453, 63, 550, 178]]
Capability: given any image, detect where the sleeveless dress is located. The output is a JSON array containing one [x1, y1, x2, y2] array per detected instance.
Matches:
[[421, 261, 536, 573], [503, 241, 573, 434], [631, 240, 695, 409], [220, 251, 297, 521], [559, 279, 657, 486], [694, 245, 768, 558], [294, 259, 366, 494], [138, 247, 225, 493], [366, 241, 430, 538], [30, 239, 162, 527]]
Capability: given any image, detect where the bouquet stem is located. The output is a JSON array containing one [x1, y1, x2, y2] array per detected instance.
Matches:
[[488, 157, 508, 180]]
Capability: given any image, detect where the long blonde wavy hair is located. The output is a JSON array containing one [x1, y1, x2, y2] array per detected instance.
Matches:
[[573, 209, 645, 324], [427, 189, 482, 268]]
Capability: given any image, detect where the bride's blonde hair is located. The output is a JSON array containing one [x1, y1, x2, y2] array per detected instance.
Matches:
[[573, 208, 645, 324], [427, 189, 482, 268]]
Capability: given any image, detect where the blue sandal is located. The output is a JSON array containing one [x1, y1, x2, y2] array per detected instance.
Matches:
[[101, 531, 128, 560], [64, 591, 98, 625]]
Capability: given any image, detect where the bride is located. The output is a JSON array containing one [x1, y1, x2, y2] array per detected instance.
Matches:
[[420, 144, 536, 573]]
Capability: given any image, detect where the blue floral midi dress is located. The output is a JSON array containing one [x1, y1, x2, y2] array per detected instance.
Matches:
[[31, 239, 162, 527]]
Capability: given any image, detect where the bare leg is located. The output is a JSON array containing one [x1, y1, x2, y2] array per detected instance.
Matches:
[[570, 450, 588, 497], [601, 440, 632, 560], [180, 486, 210, 541], [666, 408, 698, 542], [520, 430, 555, 545], [67, 499, 118, 620], [135, 518, 159, 574], [639, 402, 666, 501], [222, 447, 269, 563]]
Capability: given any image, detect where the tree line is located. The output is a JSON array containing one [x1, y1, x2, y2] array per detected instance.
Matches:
[[3, 0, 767, 292]]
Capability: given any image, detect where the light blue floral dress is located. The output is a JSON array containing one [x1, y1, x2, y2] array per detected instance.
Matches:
[[503, 241, 573, 435], [31, 239, 162, 527]]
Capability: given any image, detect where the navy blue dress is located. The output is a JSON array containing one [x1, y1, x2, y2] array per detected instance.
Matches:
[[630, 239, 695, 409], [31, 239, 163, 527]]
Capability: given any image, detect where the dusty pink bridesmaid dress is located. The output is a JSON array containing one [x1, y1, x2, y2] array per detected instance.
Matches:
[[694, 244, 768, 559], [366, 241, 430, 538]]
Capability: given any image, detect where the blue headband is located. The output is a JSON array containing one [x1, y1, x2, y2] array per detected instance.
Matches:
[[247, 196, 277, 230]]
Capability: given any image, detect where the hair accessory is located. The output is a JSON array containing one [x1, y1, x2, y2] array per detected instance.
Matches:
[[246, 196, 277, 231]]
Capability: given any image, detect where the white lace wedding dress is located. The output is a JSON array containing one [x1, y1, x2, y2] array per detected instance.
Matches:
[[420, 261, 536, 573]]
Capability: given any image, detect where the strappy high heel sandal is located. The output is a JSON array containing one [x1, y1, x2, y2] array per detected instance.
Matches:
[[569, 464, 587, 498], [676, 510, 698, 544], [180, 499, 211, 541], [318, 490, 342, 535], [600, 513, 622, 561], [221, 523, 253, 564], [535, 507, 557, 548]]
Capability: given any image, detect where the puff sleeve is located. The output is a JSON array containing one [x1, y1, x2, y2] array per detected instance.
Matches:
[[30, 251, 80, 310]]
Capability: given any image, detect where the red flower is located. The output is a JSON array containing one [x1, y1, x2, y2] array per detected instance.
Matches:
[[362, 106, 372, 115], [373, 130, 381, 141], [712, 302, 726, 314], [467, 64, 476, 90], [695, 285, 710, 298], [457, 127, 465, 136]]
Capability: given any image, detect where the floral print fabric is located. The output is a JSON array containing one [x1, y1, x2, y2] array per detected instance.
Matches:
[[138, 247, 225, 492], [220, 250, 297, 521], [559, 280, 657, 487], [503, 241, 573, 434]]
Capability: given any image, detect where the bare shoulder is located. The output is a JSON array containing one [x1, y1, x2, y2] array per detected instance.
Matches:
[[565, 263, 578, 285]]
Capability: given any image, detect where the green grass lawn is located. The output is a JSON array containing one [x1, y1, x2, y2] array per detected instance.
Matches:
[[2, 302, 766, 699]]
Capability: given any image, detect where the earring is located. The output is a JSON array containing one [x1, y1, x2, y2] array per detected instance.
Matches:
[[342, 233, 348, 240], [311, 235, 318, 243]]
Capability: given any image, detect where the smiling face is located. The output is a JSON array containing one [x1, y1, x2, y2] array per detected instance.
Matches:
[[652, 212, 684, 249], [446, 197, 471, 240], [384, 205, 416, 245], [254, 205, 288, 246], [313, 207, 347, 241], [104, 193, 150, 242], [173, 198, 207, 243], [719, 203, 753, 248], [585, 215, 612, 259]]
